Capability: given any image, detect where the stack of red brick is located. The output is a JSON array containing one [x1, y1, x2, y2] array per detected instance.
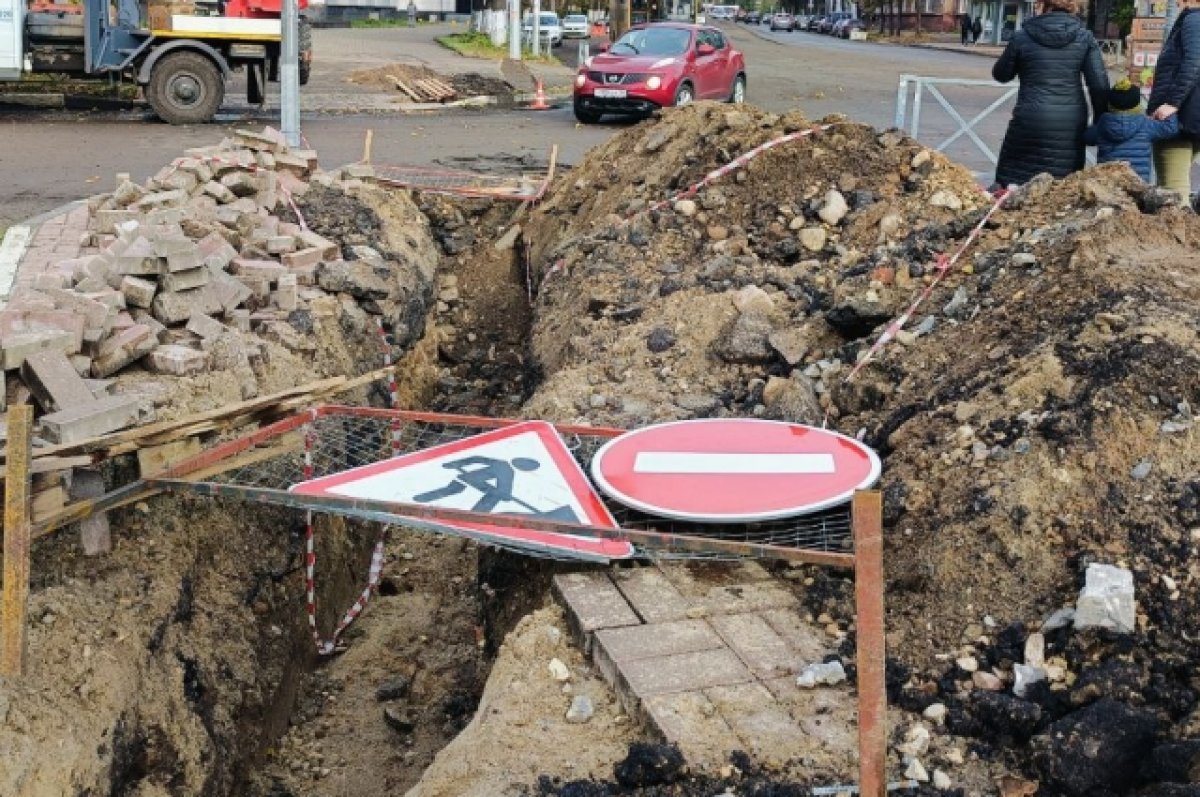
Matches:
[[0, 127, 372, 447]]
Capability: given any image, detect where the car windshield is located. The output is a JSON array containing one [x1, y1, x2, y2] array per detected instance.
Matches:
[[611, 27, 691, 56], [565, 15, 586, 22]]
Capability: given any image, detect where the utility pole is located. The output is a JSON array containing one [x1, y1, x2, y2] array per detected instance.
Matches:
[[508, 0, 521, 59], [280, 0, 300, 147], [532, 0, 541, 56]]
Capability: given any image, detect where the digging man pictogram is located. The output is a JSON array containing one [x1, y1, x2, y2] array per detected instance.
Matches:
[[413, 455, 579, 520]]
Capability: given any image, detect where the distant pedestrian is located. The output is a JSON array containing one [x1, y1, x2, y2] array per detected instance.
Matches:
[[972, 17, 983, 43], [1148, 0, 1200, 202], [1085, 79, 1179, 182], [961, 14, 972, 46], [407, 0, 417, 27], [991, 0, 1108, 187]]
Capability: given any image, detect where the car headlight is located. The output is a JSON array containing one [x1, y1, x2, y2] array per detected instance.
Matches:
[[575, 73, 587, 88], [646, 75, 662, 90]]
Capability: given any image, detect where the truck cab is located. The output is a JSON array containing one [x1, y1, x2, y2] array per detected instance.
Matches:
[[0, 0, 311, 123]]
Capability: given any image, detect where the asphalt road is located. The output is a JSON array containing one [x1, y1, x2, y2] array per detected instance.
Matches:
[[0, 24, 1014, 229]]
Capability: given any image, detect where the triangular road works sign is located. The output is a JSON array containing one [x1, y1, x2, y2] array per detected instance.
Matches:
[[291, 420, 633, 560]]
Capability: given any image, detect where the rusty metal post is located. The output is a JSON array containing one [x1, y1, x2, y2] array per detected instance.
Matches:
[[2, 405, 33, 677], [853, 489, 886, 797]]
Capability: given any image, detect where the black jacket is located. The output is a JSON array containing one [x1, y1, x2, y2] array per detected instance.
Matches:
[[991, 12, 1109, 186], [1148, 9, 1200, 139]]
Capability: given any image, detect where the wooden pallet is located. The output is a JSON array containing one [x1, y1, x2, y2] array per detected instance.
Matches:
[[389, 74, 458, 104]]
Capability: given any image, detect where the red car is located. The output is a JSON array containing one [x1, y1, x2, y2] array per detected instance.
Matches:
[[573, 23, 747, 124]]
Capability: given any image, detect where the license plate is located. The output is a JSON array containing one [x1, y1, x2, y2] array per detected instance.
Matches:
[[594, 88, 627, 99]]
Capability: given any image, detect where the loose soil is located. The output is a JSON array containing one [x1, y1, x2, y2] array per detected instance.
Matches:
[[348, 63, 513, 101], [5, 102, 1199, 797]]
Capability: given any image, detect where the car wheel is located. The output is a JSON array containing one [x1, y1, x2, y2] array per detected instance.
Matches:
[[573, 99, 602, 124], [673, 82, 694, 107], [728, 74, 746, 104]]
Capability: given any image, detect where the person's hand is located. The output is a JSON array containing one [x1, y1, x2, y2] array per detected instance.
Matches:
[[1153, 104, 1179, 120]]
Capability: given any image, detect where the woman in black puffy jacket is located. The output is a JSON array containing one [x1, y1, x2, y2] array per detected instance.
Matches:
[[991, 0, 1109, 187]]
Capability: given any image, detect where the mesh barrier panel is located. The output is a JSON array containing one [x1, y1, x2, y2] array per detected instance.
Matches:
[[174, 408, 854, 565], [371, 165, 548, 201]]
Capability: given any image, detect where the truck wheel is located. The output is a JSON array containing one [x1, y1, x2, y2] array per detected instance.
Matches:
[[299, 18, 313, 86], [146, 51, 224, 125]]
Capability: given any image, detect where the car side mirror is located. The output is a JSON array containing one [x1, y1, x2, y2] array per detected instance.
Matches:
[[697, 43, 716, 55]]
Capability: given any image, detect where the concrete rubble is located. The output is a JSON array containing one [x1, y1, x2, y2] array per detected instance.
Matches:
[[0, 127, 407, 448]]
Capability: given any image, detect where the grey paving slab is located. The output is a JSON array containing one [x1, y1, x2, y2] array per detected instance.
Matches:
[[642, 690, 743, 770], [611, 566, 693, 624], [595, 619, 723, 664], [704, 581, 800, 616], [760, 607, 833, 663], [552, 571, 641, 654], [704, 682, 805, 765], [655, 560, 775, 597], [621, 648, 755, 701], [709, 612, 800, 680]]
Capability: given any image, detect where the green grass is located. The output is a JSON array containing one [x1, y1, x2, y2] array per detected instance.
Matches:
[[436, 32, 560, 64], [350, 18, 436, 28]]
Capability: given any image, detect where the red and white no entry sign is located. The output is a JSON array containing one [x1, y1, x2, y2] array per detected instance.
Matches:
[[590, 419, 881, 523]]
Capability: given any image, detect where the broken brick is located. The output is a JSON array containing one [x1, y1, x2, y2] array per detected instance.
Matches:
[[121, 276, 157, 308], [21, 349, 97, 412], [92, 324, 158, 377], [159, 267, 210, 293], [39, 394, 154, 444], [146, 345, 210, 376]]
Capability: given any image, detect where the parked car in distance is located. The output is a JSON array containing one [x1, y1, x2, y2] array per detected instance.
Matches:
[[744, 11, 761, 23], [836, 17, 866, 37], [819, 12, 851, 33], [793, 14, 811, 29], [522, 12, 564, 47], [562, 14, 589, 38], [769, 12, 795, 31], [806, 14, 826, 31], [573, 23, 747, 123]]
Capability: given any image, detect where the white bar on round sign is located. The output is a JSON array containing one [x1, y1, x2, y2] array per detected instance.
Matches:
[[632, 452, 836, 475]]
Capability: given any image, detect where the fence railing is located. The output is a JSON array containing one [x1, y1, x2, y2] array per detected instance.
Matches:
[[894, 74, 1018, 169], [895, 74, 1099, 180]]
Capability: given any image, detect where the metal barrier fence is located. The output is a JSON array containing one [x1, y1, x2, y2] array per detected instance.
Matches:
[[894, 74, 1017, 174], [895, 74, 1098, 180]]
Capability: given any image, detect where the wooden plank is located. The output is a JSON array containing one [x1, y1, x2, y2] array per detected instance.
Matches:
[[388, 76, 423, 103], [31, 485, 66, 522], [2, 405, 32, 677], [18, 375, 346, 461], [137, 437, 203, 478], [853, 490, 887, 797]]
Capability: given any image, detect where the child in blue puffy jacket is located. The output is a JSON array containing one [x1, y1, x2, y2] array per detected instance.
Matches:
[[1085, 79, 1180, 183]]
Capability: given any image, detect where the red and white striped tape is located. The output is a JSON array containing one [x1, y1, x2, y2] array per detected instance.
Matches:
[[641, 123, 834, 218], [303, 317, 405, 656], [376, 317, 403, 454], [842, 186, 1010, 384]]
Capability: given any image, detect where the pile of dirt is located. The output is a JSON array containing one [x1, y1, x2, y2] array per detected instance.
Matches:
[[520, 103, 1199, 794], [348, 63, 512, 101]]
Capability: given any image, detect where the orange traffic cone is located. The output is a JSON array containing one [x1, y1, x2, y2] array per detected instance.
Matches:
[[530, 80, 551, 111]]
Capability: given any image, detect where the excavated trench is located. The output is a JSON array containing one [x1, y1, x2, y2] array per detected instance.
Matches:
[[0, 179, 560, 797], [233, 190, 561, 796]]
